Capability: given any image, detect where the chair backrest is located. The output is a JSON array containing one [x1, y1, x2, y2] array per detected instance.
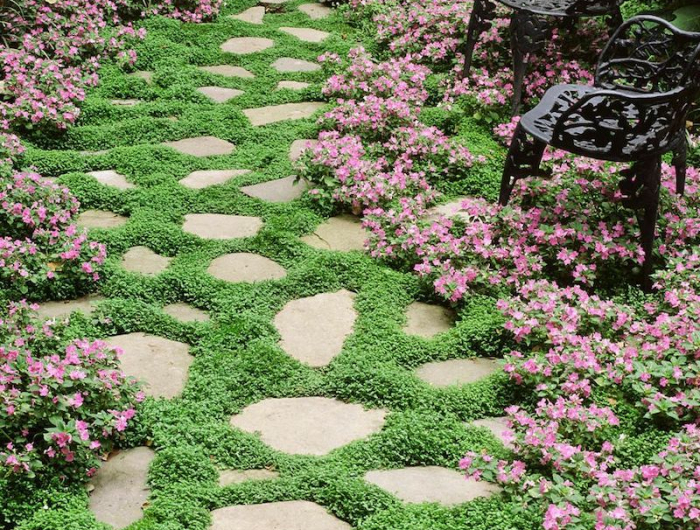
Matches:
[[596, 16, 700, 95], [565, 0, 623, 16]]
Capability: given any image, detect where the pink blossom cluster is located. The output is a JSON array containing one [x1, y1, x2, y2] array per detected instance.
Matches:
[[134, 0, 224, 23]]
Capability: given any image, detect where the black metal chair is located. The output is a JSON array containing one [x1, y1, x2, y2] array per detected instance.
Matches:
[[460, 0, 624, 115], [499, 16, 700, 289]]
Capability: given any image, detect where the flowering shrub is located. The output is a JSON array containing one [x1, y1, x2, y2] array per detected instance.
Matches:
[[0, 300, 143, 480]]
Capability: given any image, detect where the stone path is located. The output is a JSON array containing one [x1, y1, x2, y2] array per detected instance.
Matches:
[[198, 65, 255, 78], [182, 213, 263, 239], [301, 214, 366, 251], [36, 294, 105, 321], [162, 136, 235, 157], [121, 246, 172, 276], [403, 302, 455, 338], [208, 252, 287, 283], [77, 209, 128, 229], [87, 170, 135, 189], [211, 501, 351, 530], [271, 57, 321, 72], [163, 302, 210, 322], [197, 86, 244, 102], [415, 358, 501, 387], [243, 102, 325, 126], [179, 169, 250, 189], [241, 175, 308, 202]]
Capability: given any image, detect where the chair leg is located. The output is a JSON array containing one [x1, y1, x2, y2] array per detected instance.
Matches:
[[635, 157, 662, 292], [499, 123, 546, 206], [672, 138, 687, 196], [459, 0, 496, 81], [607, 6, 623, 34], [509, 11, 549, 116]]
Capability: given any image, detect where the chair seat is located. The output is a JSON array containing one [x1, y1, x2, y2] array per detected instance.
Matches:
[[497, 0, 619, 17]]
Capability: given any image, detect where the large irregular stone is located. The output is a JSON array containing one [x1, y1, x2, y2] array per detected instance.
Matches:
[[221, 37, 274, 54], [470, 417, 513, 449], [298, 3, 332, 19], [163, 303, 210, 323], [198, 65, 255, 78], [218, 469, 279, 487], [77, 210, 128, 229], [230, 6, 265, 24], [415, 358, 500, 387], [36, 294, 105, 321], [289, 139, 318, 161], [243, 102, 324, 127], [197, 86, 244, 103], [183, 213, 262, 239], [403, 302, 455, 338], [104, 332, 192, 399], [301, 215, 366, 252], [211, 501, 350, 530], [87, 170, 135, 190], [274, 290, 356, 367], [279, 27, 330, 43], [241, 176, 308, 203], [179, 169, 249, 189], [271, 57, 321, 72], [364, 467, 500, 505], [230, 397, 386, 455], [121, 246, 172, 276], [162, 136, 235, 157], [89, 447, 155, 529], [207, 253, 286, 283], [277, 81, 310, 91]]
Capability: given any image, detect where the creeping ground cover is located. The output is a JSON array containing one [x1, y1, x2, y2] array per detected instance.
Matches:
[[1, 0, 700, 529]]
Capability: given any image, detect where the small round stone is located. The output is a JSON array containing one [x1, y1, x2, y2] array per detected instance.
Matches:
[[121, 246, 172, 276], [415, 358, 500, 387], [87, 170, 135, 190], [179, 169, 250, 190], [240, 176, 308, 203], [301, 215, 366, 252], [162, 136, 235, 157], [163, 303, 210, 322], [197, 86, 244, 103], [298, 3, 332, 19], [36, 294, 105, 321], [403, 302, 455, 338], [279, 27, 330, 43], [243, 102, 324, 127], [77, 210, 128, 229], [182, 213, 263, 239], [198, 65, 255, 78], [218, 469, 279, 487], [221, 37, 274, 54], [211, 501, 351, 530], [208, 252, 286, 283], [470, 417, 513, 449], [230, 6, 265, 24], [271, 57, 321, 72]]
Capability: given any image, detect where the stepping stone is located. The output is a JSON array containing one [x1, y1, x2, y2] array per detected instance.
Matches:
[[298, 3, 332, 19], [218, 469, 279, 487], [162, 136, 235, 157], [129, 71, 153, 84], [104, 332, 192, 399], [301, 214, 365, 252], [470, 417, 514, 449], [277, 80, 310, 90], [241, 176, 308, 203], [179, 169, 250, 190], [89, 447, 155, 529], [197, 86, 244, 103], [207, 253, 286, 283], [271, 57, 321, 73], [111, 99, 141, 106], [243, 102, 324, 127], [289, 139, 318, 161], [280, 27, 330, 43], [230, 6, 265, 24], [163, 302, 210, 323], [221, 37, 274, 55], [403, 302, 455, 338], [230, 397, 386, 455], [87, 170, 135, 190], [274, 289, 356, 367], [211, 501, 350, 530], [260, 0, 290, 5], [198, 65, 255, 78], [415, 358, 500, 388], [364, 467, 500, 505], [77, 210, 128, 229], [182, 213, 262, 240], [426, 198, 469, 221], [121, 246, 172, 276], [36, 294, 105, 321]]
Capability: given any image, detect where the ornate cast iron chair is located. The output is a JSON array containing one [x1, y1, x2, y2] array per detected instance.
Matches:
[[499, 16, 700, 289], [461, 0, 624, 115]]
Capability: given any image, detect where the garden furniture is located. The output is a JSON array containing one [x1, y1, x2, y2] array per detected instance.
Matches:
[[460, 0, 624, 115], [498, 15, 700, 290]]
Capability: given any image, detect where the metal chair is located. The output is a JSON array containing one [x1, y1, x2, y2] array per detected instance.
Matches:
[[460, 0, 624, 115], [499, 16, 700, 289]]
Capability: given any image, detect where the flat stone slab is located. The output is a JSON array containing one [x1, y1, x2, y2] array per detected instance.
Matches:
[[87, 170, 135, 190], [218, 469, 279, 487], [415, 358, 500, 387], [111, 99, 141, 106], [36, 294, 105, 321], [279, 27, 330, 43], [470, 417, 513, 449], [104, 332, 192, 399], [403, 302, 455, 338], [277, 80, 310, 90], [221, 37, 274, 54], [129, 71, 153, 84], [230, 397, 386, 455], [211, 501, 351, 530], [77, 210, 128, 229], [198, 86, 244, 103], [301, 215, 366, 252], [271, 57, 321, 72], [298, 3, 332, 19], [241, 176, 308, 203], [260, 0, 290, 5], [121, 246, 172, 276], [364, 467, 500, 505], [198, 65, 255, 78], [208, 253, 286, 283], [426, 198, 469, 221], [163, 302, 210, 323], [162, 136, 235, 157], [89, 447, 155, 529], [243, 102, 324, 127], [183, 213, 262, 239], [274, 290, 356, 367], [289, 139, 318, 161], [230, 6, 265, 23], [179, 169, 249, 189]]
